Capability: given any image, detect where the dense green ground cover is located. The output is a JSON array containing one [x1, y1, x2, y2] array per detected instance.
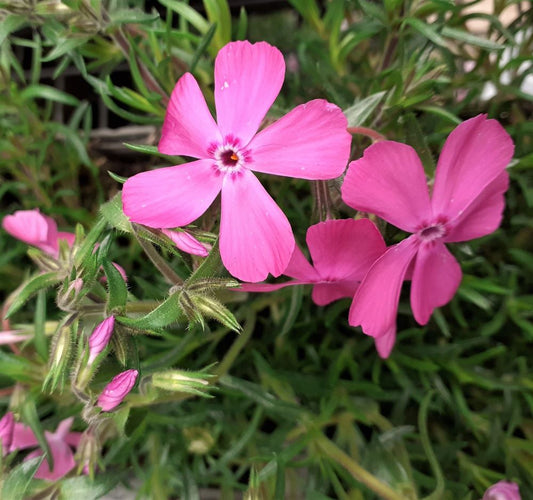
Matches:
[[0, 1, 532, 498]]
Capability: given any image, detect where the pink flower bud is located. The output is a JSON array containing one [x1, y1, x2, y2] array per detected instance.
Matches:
[[0, 412, 14, 454], [97, 369, 138, 412], [88, 316, 115, 365], [483, 481, 521, 500], [161, 229, 210, 257]]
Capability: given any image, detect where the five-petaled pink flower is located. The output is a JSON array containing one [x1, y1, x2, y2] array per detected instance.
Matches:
[[482, 480, 521, 500], [241, 218, 386, 306], [341, 115, 514, 358], [10, 417, 82, 480], [2, 209, 75, 258], [122, 41, 351, 282]]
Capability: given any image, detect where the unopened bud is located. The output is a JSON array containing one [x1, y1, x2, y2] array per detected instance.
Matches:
[[0, 412, 14, 454], [75, 429, 99, 477], [151, 369, 212, 397], [97, 369, 138, 412], [57, 277, 84, 311], [483, 481, 521, 500], [44, 323, 73, 392], [161, 229, 209, 257], [183, 427, 215, 454], [190, 294, 241, 333], [88, 316, 115, 365]]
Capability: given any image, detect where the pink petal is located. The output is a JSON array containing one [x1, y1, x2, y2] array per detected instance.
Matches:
[[248, 100, 351, 179], [410, 241, 462, 325], [307, 219, 386, 282], [431, 115, 514, 220], [215, 41, 285, 146], [161, 229, 209, 257], [374, 327, 396, 359], [2, 210, 59, 256], [158, 73, 222, 158], [283, 244, 319, 281], [341, 142, 432, 232], [0, 330, 33, 344], [112, 262, 128, 282], [122, 159, 223, 228], [445, 172, 509, 242], [33, 440, 76, 480], [10, 423, 39, 450], [57, 232, 75, 247], [239, 280, 304, 293], [349, 236, 419, 338], [220, 170, 294, 282], [311, 281, 359, 306], [159, 73, 222, 158]]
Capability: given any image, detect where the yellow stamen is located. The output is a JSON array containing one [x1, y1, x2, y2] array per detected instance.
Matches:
[[230, 153, 238, 162]]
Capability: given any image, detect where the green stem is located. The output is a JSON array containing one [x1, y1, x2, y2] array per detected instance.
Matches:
[[133, 224, 183, 285], [419, 391, 445, 500], [214, 310, 256, 377], [316, 435, 406, 500]]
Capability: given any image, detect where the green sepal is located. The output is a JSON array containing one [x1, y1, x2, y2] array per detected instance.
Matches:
[[100, 192, 132, 234], [103, 260, 128, 312], [74, 217, 107, 268], [116, 292, 184, 331], [187, 238, 224, 283], [189, 294, 241, 333]]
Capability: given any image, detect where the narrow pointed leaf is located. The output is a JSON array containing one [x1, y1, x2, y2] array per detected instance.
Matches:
[[5, 272, 61, 319]]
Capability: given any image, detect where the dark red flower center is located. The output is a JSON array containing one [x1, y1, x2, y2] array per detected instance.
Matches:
[[418, 223, 446, 241], [220, 149, 240, 167]]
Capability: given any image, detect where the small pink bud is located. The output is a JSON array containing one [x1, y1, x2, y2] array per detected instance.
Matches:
[[97, 369, 138, 412], [483, 481, 521, 500], [0, 412, 14, 454], [88, 316, 115, 364], [161, 229, 210, 257]]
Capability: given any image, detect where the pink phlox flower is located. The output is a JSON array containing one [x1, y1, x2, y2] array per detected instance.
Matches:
[[122, 40, 351, 282], [2, 209, 74, 258], [161, 228, 210, 257], [0, 412, 14, 454], [97, 369, 138, 412], [341, 115, 514, 358], [482, 480, 521, 500], [10, 417, 82, 481], [241, 218, 386, 306]]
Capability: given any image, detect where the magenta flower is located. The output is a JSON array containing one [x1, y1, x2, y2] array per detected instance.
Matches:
[[242, 219, 386, 305], [341, 115, 514, 358], [97, 369, 138, 412], [122, 41, 351, 282], [2, 209, 75, 258], [88, 316, 115, 364], [10, 417, 82, 480], [161, 228, 210, 257], [482, 481, 521, 500], [0, 412, 14, 454]]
